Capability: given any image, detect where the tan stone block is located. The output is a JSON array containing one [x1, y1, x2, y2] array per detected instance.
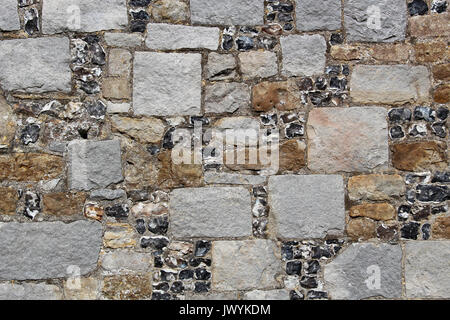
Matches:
[[413, 41, 448, 63], [347, 218, 376, 240], [157, 150, 203, 188], [279, 139, 306, 172], [111, 115, 165, 144], [102, 274, 152, 300], [0, 187, 18, 215], [64, 277, 99, 300], [434, 84, 450, 104], [409, 13, 450, 38], [348, 174, 405, 201], [0, 95, 16, 151], [43, 192, 87, 215], [104, 223, 137, 249], [0, 153, 64, 182], [102, 77, 131, 100], [433, 63, 450, 81], [391, 142, 447, 171], [432, 216, 450, 239], [349, 203, 396, 221], [370, 43, 410, 62], [330, 45, 365, 60], [252, 80, 301, 112], [108, 48, 132, 77]]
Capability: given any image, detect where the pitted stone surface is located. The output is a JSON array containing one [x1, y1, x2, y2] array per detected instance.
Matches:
[[212, 240, 282, 291], [104, 33, 142, 47], [405, 241, 450, 298], [0, 37, 71, 93], [344, 0, 407, 42], [244, 289, 290, 300], [296, 0, 341, 31], [239, 51, 278, 80], [146, 23, 220, 50], [42, 0, 128, 33], [0, 221, 102, 280], [307, 107, 389, 173], [0, 282, 63, 300], [0, 0, 20, 31], [205, 82, 250, 114], [324, 243, 402, 300], [101, 250, 153, 273], [169, 187, 252, 238], [68, 140, 123, 191], [190, 0, 265, 26], [133, 52, 201, 116], [268, 175, 345, 239], [281, 35, 327, 76]]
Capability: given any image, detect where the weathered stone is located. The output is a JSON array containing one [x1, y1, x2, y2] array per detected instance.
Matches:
[[414, 41, 448, 63], [239, 51, 278, 80], [0, 153, 64, 182], [295, 0, 341, 31], [90, 189, 126, 201], [370, 43, 411, 62], [307, 107, 388, 173], [206, 53, 236, 81], [212, 240, 282, 291], [204, 172, 266, 185], [111, 116, 165, 144], [170, 187, 252, 238], [405, 241, 450, 298], [0, 187, 18, 215], [348, 174, 405, 201], [330, 45, 365, 61], [157, 150, 203, 188], [279, 140, 306, 172], [344, 0, 407, 42], [0, 282, 62, 300], [103, 274, 152, 300], [102, 77, 131, 100], [101, 250, 152, 273], [133, 52, 201, 116], [43, 192, 87, 216], [409, 12, 450, 37], [268, 175, 345, 239], [433, 63, 450, 81], [108, 49, 132, 76], [0, 221, 102, 280], [190, 0, 264, 25], [64, 277, 99, 300], [0, 95, 15, 151], [84, 203, 104, 221], [104, 33, 142, 47], [107, 102, 130, 114], [146, 23, 219, 50], [350, 203, 396, 221], [347, 218, 377, 240], [252, 80, 301, 112], [391, 141, 447, 171], [351, 65, 431, 104], [0, 0, 20, 31], [432, 216, 450, 239], [150, 0, 188, 23], [281, 35, 326, 76], [42, 0, 128, 33], [244, 289, 290, 300], [205, 82, 250, 114], [434, 84, 450, 104], [104, 223, 137, 249], [0, 37, 71, 93]]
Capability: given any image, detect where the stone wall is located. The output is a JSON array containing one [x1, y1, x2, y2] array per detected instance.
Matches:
[[0, 0, 448, 300]]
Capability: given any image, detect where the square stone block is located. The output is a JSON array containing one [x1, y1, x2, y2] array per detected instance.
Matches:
[[268, 175, 345, 239], [133, 52, 202, 116], [295, 0, 341, 31], [0, 0, 20, 31], [307, 107, 389, 173]]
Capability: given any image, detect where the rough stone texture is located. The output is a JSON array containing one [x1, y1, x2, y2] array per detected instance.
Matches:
[[204, 172, 266, 185], [157, 150, 203, 188], [0, 37, 71, 93], [111, 116, 165, 144], [0, 282, 63, 300], [212, 240, 282, 291], [101, 250, 152, 273], [414, 41, 448, 63], [347, 218, 377, 240], [68, 140, 123, 191], [190, 0, 264, 26], [433, 63, 450, 81], [296, 0, 341, 31], [348, 174, 405, 201], [0, 0, 20, 31], [434, 84, 450, 104], [104, 33, 142, 47], [146, 23, 219, 50], [244, 289, 290, 300], [103, 223, 137, 249], [432, 216, 450, 239], [391, 141, 447, 171], [206, 53, 236, 81], [409, 13, 450, 37], [205, 82, 250, 114], [90, 189, 126, 200], [281, 35, 327, 76], [107, 102, 130, 114], [0, 95, 15, 150], [239, 51, 278, 80], [151, 0, 189, 23], [170, 187, 252, 238], [43, 192, 87, 216], [268, 175, 345, 239], [102, 78, 131, 100], [405, 241, 450, 298], [349, 203, 396, 221], [64, 278, 99, 300], [351, 65, 431, 104], [133, 52, 201, 116], [307, 107, 389, 173], [344, 0, 407, 42], [252, 80, 301, 112], [324, 243, 402, 299], [108, 49, 132, 76], [279, 140, 306, 172], [103, 274, 152, 300], [42, 0, 128, 33], [0, 153, 64, 181], [0, 221, 102, 280], [0, 187, 17, 215]]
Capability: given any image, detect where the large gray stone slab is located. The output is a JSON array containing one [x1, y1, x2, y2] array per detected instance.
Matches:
[[205, 82, 250, 114], [295, 0, 341, 31], [68, 140, 123, 191], [0, 282, 63, 300], [344, 0, 407, 42], [169, 187, 252, 238], [133, 52, 201, 116], [0, 37, 71, 93], [324, 243, 402, 300], [190, 0, 264, 26], [268, 175, 345, 239], [42, 0, 128, 33], [0, 221, 102, 280], [405, 241, 450, 298], [0, 0, 20, 31], [212, 240, 282, 291]]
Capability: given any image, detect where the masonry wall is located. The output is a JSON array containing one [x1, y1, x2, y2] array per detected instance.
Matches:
[[0, 0, 449, 300]]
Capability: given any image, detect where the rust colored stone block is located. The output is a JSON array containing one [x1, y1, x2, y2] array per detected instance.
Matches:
[[391, 142, 447, 171]]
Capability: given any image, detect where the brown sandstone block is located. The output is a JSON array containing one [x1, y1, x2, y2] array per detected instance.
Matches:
[[432, 216, 450, 239], [391, 142, 447, 171], [350, 203, 396, 221], [409, 13, 450, 38], [43, 192, 87, 215], [0, 187, 18, 215], [0, 153, 64, 181], [347, 218, 376, 240]]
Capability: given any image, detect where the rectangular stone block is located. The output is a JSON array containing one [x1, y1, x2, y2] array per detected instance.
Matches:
[[0, 221, 102, 280], [104, 32, 143, 47], [42, 0, 128, 33], [0, 282, 63, 300], [133, 52, 201, 116], [0, 0, 20, 31], [281, 35, 326, 76], [169, 187, 252, 238], [0, 153, 64, 182], [409, 12, 450, 38], [351, 65, 431, 104], [239, 51, 278, 80], [268, 175, 345, 239], [145, 23, 220, 50], [212, 240, 282, 291], [190, 0, 264, 25], [295, 0, 341, 31], [0, 37, 72, 93], [100, 249, 152, 274]]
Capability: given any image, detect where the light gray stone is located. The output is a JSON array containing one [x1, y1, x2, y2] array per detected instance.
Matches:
[[68, 140, 123, 191], [239, 51, 278, 80], [90, 189, 126, 200], [42, 0, 128, 33], [0, 221, 102, 280], [307, 107, 389, 173], [405, 241, 450, 298], [100, 250, 152, 274], [351, 65, 431, 104], [244, 289, 290, 300], [212, 240, 282, 291], [104, 32, 142, 47], [0, 0, 20, 31], [190, 0, 264, 26], [206, 53, 236, 81], [169, 187, 252, 238], [145, 23, 220, 50], [186, 292, 238, 300], [107, 101, 130, 114], [324, 243, 402, 300], [268, 175, 345, 239], [281, 34, 326, 76], [295, 0, 341, 31], [344, 0, 407, 42], [204, 172, 266, 185], [205, 82, 250, 114], [133, 52, 201, 116], [0, 37, 71, 93], [214, 116, 260, 147], [0, 282, 63, 300]]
